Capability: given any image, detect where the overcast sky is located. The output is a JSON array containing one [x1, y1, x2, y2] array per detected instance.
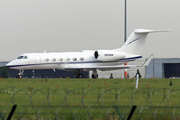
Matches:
[[0, 0, 179, 61]]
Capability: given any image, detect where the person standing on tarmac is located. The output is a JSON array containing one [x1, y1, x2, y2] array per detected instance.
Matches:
[[135, 69, 141, 79]]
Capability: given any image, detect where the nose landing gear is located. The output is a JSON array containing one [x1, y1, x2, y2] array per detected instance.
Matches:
[[18, 70, 24, 78]]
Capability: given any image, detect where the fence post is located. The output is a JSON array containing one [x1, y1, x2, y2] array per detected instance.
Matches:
[[114, 106, 123, 120], [127, 105, 137, 120], [135, 74, 139, 89], [0, 111, 3, 120], [7, 104, 17, 120]]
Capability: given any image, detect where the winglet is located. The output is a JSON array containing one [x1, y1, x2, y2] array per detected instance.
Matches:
[[139, 54, 153, 67]]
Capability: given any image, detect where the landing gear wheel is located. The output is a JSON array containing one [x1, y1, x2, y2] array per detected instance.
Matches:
[[18, 70, 24, 79], [92, 74, 98, 79], [18, 75, 22, 79], [77, 73, 83, 78], [18, 73, 22, 78]]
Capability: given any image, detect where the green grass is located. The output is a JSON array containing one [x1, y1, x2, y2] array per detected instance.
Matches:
[[0, 78, 180, 120], [0, 78, 178, 89]]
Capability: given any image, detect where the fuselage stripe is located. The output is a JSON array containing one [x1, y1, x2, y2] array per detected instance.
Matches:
[[7, 56, 142, 68]]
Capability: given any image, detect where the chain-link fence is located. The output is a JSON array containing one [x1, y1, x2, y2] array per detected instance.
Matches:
[[1, 87, 180, 119]]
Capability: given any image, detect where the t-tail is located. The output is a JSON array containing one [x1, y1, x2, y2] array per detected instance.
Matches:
[[114, 29, 170, 56]]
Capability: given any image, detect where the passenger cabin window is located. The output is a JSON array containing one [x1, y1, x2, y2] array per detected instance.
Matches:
[[59, 58, 63, 61], [45, 58, 49, 62], [80, 57, 84, 61], [73, 57, 77, 61], [66, 58, 70, 61], [17, 56, 24, 59], [23, 56, 28, 59], [52, 58, 56, 62]]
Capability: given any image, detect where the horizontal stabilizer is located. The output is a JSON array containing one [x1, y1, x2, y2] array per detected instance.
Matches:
[[138, 54, 153, 67], [134, 29, 171, 34]]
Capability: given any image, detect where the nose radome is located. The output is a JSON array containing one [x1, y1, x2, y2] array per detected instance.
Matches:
[[6, 60, 16, 67], [6, 62, 12, 67]]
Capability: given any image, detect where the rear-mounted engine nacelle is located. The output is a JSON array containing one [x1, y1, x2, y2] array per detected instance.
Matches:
[[94, 50, 126, 61]]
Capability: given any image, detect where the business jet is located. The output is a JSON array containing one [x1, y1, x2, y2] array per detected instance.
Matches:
[[6, 29, 167, 78]]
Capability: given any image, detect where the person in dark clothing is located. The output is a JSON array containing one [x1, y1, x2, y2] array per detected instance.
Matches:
[[135, 69, 141, 79], [110, 73, 113, 79]]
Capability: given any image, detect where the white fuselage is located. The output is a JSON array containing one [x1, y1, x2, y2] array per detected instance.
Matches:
[[6, 51, 141, 71]]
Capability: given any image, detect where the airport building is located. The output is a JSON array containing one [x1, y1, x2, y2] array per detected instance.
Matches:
[[1, 58, 180, 79], [145, 58, 180, 78]]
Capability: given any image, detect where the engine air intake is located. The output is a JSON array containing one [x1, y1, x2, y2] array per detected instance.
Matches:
[[94, 51, 98, 59]]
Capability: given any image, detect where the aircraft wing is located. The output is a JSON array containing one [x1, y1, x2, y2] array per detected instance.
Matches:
[[65, 54, 153, 70], [65, 65, 137, 70]]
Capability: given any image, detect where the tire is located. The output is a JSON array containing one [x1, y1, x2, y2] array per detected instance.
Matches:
[[77, 73, 83, 78], [92, 74, 98, 79]]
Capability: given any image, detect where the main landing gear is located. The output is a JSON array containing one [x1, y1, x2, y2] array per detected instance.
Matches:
[[77, 73, 83, 78], [91, 69, 98, 79], [32, 70, 35, 78], [75, 69, 98, 79], [75, 70, 84, 78]]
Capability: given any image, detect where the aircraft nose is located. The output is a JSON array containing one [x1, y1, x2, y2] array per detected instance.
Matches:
[[6, 60, 16, 68], [6, 62, 12, 67], [6, 62, 11, 67]]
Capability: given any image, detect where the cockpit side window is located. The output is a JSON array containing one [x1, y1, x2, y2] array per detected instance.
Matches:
[[23, 56, 28, 59], [17, 56, 24, 59]]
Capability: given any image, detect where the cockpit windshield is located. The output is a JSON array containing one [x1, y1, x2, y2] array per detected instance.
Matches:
[[17, 56, 24, 59], [17, 56, 28, 59]]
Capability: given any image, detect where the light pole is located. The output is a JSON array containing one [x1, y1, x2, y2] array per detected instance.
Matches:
[[124, 0, 127, 78], [124, 0, 127, 43]]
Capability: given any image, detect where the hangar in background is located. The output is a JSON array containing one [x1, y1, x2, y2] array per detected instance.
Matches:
[[146, 58, 180, 78], [0, 62, 89, 78]]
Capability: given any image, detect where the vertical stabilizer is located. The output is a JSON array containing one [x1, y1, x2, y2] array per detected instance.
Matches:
[[115, 29, 168, 55]]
